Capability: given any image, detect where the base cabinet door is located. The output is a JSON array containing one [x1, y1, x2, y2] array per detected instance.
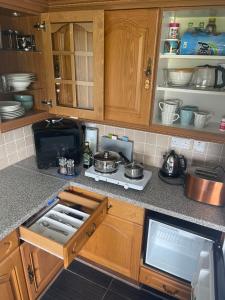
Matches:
[[0, 248, 29, 300], [20, 243, 63, 300], [79, 214, 143, 280], [104, 9, 159, 126]]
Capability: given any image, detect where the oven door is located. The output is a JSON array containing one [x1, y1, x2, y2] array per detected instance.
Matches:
[[191, 242, 225, 300]]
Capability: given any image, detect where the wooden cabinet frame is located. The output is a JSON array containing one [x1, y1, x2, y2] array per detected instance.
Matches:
[[41, 10, 104, 121]]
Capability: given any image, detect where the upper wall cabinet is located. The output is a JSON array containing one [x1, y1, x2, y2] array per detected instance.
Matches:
[[41, 11, 104, 121], [104, 9, 159, 126]]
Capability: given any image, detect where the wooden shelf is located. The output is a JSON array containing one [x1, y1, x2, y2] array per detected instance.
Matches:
[[160, 54, 225, 60], [151, 120, 225, 143], [0, 49, 42, 54], [0, 110, 51, 133], [157, 86, 225, 95]]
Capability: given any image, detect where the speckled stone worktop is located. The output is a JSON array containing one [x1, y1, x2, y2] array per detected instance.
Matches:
[[0, 165, 66, 240], [1, 156, 225, 240]]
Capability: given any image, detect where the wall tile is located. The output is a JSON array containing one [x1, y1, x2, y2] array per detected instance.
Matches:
[[14, 128, 25, 140], [134, 130, 146, 143], [89, 123, 224, 169], [134, 142, 145, 154], [144, 144, 156, 156], [0, 125, 35, 170], [206, 142, 223, 157], [5, 141, 17, 155], [156, 134, 169, 148], [24, 125, 32, 137], [124, 128, 135, 140], [0, 134, 4, 145], [4, 131, 15, 143], [146, 132, 157, 145]]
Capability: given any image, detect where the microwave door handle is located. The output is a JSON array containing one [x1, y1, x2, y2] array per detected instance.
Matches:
[[213, 243, 225, 300]]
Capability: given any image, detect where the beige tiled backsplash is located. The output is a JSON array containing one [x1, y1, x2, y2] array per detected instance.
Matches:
[[0, 125, 35, 170], [0, 122, 224, 170], [86, 123, 225, 169]]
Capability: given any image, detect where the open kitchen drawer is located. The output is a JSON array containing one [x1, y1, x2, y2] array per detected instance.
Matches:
[[19, 187, 108, 268]]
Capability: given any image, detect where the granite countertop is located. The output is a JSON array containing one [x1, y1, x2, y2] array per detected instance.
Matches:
[[1, 156, 225, 240], [0, 165, 66, 240]]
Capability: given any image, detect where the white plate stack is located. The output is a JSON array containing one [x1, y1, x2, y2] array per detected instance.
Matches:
[[6, 73, 36, 91], [0, 101, 25, 120]]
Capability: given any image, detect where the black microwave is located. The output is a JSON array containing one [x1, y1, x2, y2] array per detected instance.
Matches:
[[32, 118, 84, 169]]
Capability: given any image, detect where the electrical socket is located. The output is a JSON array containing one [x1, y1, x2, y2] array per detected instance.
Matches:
[[170, 137, 192, 150], [193, 141, 207, 153]]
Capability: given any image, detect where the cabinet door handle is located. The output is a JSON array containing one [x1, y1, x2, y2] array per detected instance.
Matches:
[[144, 58, 152, 90], [41, 99, 52, 106], [86, 223, 96, 237], [162, 284, 179, 296], [28, 253, 38, 291], [144, 58, 152, 77]]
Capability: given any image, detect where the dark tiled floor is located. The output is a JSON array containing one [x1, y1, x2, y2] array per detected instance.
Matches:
[[41, 260, 173, 300]]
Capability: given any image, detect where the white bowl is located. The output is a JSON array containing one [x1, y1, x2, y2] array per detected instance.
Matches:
[[10, 81, 31, 91], [168, 69, 193, 86]]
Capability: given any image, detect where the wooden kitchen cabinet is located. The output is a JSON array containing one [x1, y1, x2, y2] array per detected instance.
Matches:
[[104, 9, 160, 126], [40, 10, 104, 121], [79, 199, 144, 280], [0, 248, 29, 300], [139, 266, 191, 300], [20, 243, 63, 300]]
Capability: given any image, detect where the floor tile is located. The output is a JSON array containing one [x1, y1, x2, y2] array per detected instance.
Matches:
[[41, 270, 106, 300], [110, 279, 163, 300], [68, 260, 112, 288], [103, 290, 128, 300]]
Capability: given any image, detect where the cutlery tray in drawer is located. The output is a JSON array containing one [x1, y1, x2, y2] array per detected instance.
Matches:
[[19, 188, 108, 268]]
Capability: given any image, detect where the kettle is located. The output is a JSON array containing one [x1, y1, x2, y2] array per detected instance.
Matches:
[[192, 65, 225, 89], [160, 150, 187, 178]]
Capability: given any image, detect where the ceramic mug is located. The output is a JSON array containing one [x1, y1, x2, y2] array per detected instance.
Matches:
[[159, 99, 183, 113], [162, 110, 180, 125], [194, 111, 212, 128], [180, 105, 199, 126]]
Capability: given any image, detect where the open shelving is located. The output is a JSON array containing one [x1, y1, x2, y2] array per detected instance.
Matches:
[[0, 110, 51, 133], [157, 86, 225, 95], [160, 54, 225, 60], [152, 8, 225, 142]]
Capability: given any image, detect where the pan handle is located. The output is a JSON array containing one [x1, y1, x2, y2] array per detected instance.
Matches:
[[118, 152, 130, 164]]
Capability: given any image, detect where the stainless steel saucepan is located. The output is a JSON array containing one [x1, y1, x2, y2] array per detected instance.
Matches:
[[93, 151, 121, 173]]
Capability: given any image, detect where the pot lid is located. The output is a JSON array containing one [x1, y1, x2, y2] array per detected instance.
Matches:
[[94, 151, 120, 161], [126, 161, 143, 170]]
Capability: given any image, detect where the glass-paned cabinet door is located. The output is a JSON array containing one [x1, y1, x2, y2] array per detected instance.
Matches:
[[41, 11, 104, 120]]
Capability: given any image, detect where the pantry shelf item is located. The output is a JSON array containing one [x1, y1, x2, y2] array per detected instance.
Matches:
[[191, 65, 225, 89], [13, 94, 34, 111], [0, 101, 25, 120], [5, 73, 36, 92], [164, 68, 193, 86], [194, 111, 212, 128]]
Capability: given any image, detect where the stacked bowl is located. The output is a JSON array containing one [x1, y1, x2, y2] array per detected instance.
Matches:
[[0, 101, 25, 120], [6, 73, 36, 91]]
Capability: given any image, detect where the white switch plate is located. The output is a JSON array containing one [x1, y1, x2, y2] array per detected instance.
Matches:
[[193, 140, 206, 153], [170, 137, 192, 150]]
